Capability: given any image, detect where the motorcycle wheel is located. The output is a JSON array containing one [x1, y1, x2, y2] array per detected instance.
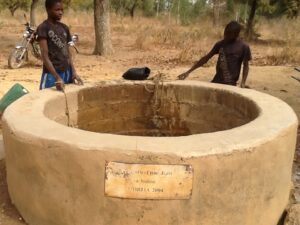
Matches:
[[8, 48, 26, 69]]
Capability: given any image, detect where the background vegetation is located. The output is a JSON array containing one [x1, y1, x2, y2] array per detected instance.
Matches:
[[1, 0, 300, 64]]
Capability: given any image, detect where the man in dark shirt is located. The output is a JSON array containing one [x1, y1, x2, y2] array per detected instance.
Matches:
[[178, 21, 251, 88], [37, 0, 83, 91]]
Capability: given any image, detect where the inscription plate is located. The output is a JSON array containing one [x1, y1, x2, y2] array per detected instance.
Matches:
[[105, 162, 193, 199]]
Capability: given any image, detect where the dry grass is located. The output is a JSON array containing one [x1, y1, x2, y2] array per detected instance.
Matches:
[[1, 9, 300, 66], [131, 15, 300, 65], [254, 18, 300, 66], [131, 17, 223, 64], [264, 44, 300, 66]]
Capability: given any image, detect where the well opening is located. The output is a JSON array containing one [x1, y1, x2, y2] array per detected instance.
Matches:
[[44, 83, 260, 137]]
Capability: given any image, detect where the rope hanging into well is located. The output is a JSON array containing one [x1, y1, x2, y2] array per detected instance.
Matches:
[[144, 72, 167, 115], [63, 90, 72, 127]]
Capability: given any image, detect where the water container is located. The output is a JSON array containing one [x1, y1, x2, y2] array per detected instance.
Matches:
[[122, 67, 151, 80], [0, 84, 29, 114]]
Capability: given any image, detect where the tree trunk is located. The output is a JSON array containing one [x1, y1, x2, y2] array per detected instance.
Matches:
[[213, 0, 220, 26], [246, 0, 257, 40], [176, 0, 180, 24], [235, 5, 240, 21], [244, 0, 248, 23], [130, 5, 135, 18], [9, 4, 19, 17], [10, 9, 16, 16], [64, 0, 71, 8], [30, 0, 39, 27], [114, 0, 121, 15], [130, 1, 138, 18], [93, 0, 113, 55]]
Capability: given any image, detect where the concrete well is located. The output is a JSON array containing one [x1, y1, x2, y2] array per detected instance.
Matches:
[[2, 81, 298, 225]]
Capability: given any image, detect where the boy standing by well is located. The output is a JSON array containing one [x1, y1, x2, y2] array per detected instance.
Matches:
[[37, 0, 83, 91]]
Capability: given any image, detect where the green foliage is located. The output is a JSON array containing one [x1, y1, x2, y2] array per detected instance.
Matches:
[[284, 0, 300, 18], [111, 0, 143, 16], [167, 0, 208, 25], [192, 0, 208, 17], [71, 0, 93, 10], [227, 0, 235, 14], [110, 0, 122, 14], [257, 0, 275, 15], [142, 0, 155, 17], [237, 0, 300, 18], [0, 0, 30, 15], [55, 0, 300, 23]]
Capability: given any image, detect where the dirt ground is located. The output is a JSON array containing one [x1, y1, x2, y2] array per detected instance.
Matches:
[[0, 13, 300, 225], [0, 160, 25, 225]]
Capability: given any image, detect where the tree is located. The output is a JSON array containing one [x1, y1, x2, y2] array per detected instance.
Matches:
[[0, 0, 30, 16], [111, 0, 123, 15], [265, 0, 300, 18], [143, 0, 155, 17], [245, 0, 257, 39], [192, 0, 207, 18], [155, 0, 160, 16], [93, 0, 113, 55], [235, 0, 300, 39], [63, 0, 72, 8], [124, 0, 142, 18], [30, 0, 39, 27], [111, 0, 142, 17], [284, 0, 300, 18], [212, 0, 220, 25], [178, 0, 194, 25], [226, 0, 235, 15], [233, 0, 260, 39], [212, 0, 226, 25], [72, 0, 93, 10]]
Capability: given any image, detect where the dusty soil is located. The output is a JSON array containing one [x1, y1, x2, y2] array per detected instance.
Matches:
[[0, 14, 300, 225], [293, 130, 300, 204], [0, 160, 25, 225]]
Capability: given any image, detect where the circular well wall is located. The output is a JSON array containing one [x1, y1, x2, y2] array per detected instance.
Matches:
[[45, 82, 259, 136], [2, 81, 298, 225]]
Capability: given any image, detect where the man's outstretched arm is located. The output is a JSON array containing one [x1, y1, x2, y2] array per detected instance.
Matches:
[[178, 52, 215, 80], [241, 60, 249, 88]]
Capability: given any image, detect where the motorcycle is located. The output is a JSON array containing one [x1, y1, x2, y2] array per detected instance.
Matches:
[[8, 15, 79, 69]]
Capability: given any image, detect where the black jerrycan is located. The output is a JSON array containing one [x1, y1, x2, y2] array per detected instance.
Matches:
[[122, 67, 151, 80]]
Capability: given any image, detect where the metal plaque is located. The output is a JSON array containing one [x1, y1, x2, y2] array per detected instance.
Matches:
[[105, 162, 193, 200]]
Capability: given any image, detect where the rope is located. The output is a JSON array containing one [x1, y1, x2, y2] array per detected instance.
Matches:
[[62, 74, 168, 129], [143, 72, 170, 135], [144, 72, 167, 114], [62, 89, 71, 127]]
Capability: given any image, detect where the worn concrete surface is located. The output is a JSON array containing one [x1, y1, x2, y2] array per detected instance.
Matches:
[[2, 81, 298, 225]]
